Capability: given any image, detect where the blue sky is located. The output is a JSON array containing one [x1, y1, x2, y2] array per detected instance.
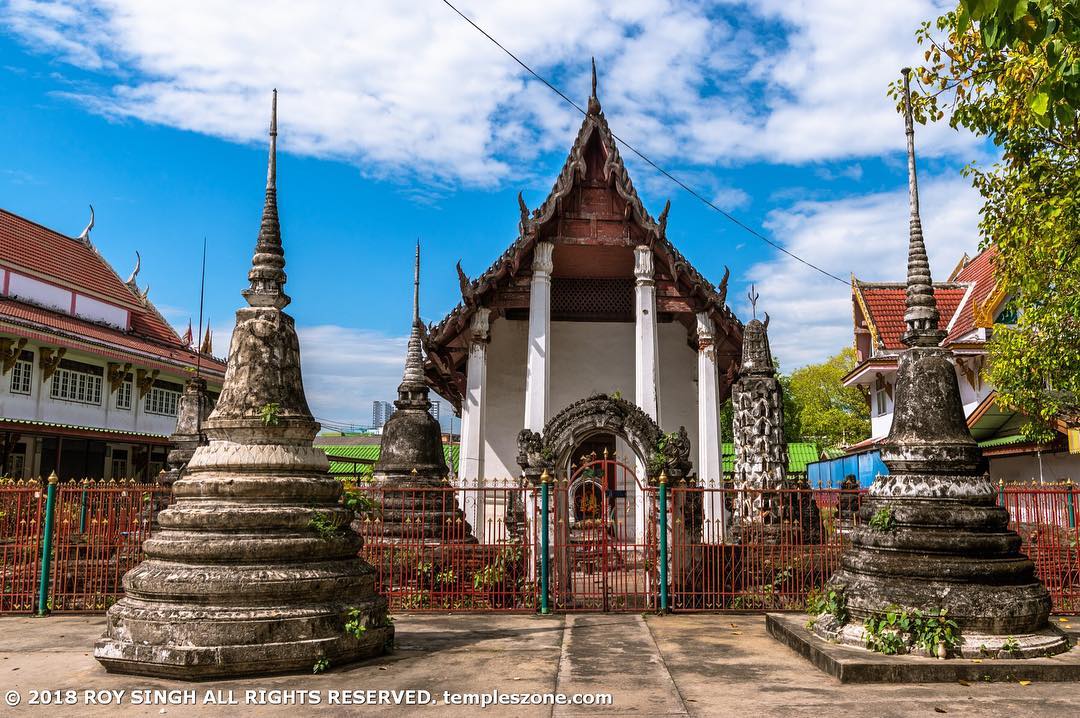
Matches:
[[0, 0, 992, 428]]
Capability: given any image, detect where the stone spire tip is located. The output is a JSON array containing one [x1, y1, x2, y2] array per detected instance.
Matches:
[[399, 242, 427, 397], [899, 67, 943, 347], [242, 89, 289, 310]]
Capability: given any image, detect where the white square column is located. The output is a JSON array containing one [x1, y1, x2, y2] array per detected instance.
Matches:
[[524, 241, 554, 433], [523, 242, 554, 585], [459, 308, 490, 542], [633, 245, 659, 544], [696, 311, 728, 542]]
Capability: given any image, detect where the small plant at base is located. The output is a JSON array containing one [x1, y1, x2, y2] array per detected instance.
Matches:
[[863, 607, 912, 655], [309, 511, 344, 540], [1002, 636, 1021, 656], [260, 402, 281, 426], [806, 588, 848, 625], [912, 609, 960, 657], [344, 608, 368, 638], [868, 507, 896, 532], [313, 658, 329, 674]]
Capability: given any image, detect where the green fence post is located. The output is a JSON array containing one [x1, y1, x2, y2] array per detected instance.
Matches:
[[36, 471, 59, 617], [659, 470, 669, 613], [78, 484, 88, 534], [1067, 480, 1076, 530], [540, 469, 551, 615]]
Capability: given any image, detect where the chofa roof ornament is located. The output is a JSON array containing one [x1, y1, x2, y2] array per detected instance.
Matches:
[[76, 204, 94, 245]]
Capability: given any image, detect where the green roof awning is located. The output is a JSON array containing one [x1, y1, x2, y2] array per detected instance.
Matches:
[[722, 442, 819, 474], [315, 444, 460, 477], [978, 434, 1029, 449]]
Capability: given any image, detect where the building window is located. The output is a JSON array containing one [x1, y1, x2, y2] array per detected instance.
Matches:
[[111, 449, 128, 479], [115, 378, 133, 410], [874, 374, 888, 416], [9, 350, 33, 395], [50, 359, 103, 405], [144, 380, 182, 416]]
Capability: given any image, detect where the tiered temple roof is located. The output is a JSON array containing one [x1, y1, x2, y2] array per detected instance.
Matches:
[[424, 72, 743, 409]]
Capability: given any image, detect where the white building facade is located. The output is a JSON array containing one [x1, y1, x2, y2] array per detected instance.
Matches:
[[0, 208, 225, 480]]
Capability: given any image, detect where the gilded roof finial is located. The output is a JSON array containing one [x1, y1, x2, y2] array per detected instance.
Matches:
[[242, 88, 290, 310], [899, 69, 943, 348], [588, 57, 601, 115]]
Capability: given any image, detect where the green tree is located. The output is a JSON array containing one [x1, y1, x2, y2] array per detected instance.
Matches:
[[896, 0, 1080, 438], [785, 348, 870, 450]]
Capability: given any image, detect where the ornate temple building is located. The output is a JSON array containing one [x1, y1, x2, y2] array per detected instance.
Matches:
[[0, 208, 225, 480], [422, 68, 742, 540]]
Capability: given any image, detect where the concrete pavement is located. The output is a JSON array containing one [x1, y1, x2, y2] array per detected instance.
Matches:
[[1, 613, 1079, 716]]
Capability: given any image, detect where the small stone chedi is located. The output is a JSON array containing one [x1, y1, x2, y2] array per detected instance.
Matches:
[[95, 91, 393, 678], [371, 245, 475, 545], [158, 376, 210, 491], [812, 70, 1068, 657], [731, 294, 820, 543]]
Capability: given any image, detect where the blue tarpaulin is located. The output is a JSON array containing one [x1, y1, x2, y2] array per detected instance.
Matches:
[[806, 449, 888, 488]]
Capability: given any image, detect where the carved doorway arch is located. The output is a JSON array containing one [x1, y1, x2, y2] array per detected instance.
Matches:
[[517, 393, 691, 484]]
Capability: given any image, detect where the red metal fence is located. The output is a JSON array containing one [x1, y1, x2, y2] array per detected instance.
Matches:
[[0, 479, 168, 614], [3, 478, 1080, 615]]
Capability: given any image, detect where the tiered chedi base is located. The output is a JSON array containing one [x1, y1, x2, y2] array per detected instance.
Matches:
[[95, 307, 392, 679], [813, 346, 1068, 656], [370, 474, 477, 545]]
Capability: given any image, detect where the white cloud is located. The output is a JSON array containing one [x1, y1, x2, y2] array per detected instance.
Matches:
[[3, 0, 981, 185], [205, 321, 413, 428], [743, 174, 983, 369]]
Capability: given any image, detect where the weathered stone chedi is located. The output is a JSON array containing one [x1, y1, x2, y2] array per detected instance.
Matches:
[[370, 245, 475, 544], [813, 71, 1067, 657], [95, 92, 392, 678]]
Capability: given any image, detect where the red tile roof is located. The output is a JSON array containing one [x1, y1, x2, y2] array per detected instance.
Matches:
[[856, 284, 968, 350], [0, 208, 141, 308], [0, 298, 225, 377], [0, 207, 225, 376], [946, 246, 999, 343]]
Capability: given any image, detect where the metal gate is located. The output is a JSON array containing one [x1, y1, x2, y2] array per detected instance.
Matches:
[[549, 456, 658, 611]]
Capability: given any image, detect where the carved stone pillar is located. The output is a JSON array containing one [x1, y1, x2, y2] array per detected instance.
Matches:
[[696, 312, 727, 541], [524, 241, 553, 433], [459, 308, 490, 541]]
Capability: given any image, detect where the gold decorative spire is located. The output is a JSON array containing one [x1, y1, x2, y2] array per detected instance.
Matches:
[[242, 89, 290, 310], [900, 69, 943, 347]]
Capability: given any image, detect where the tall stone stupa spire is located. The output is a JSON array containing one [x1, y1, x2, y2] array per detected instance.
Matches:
[[95, 91, 392, 678], [372, 243, 475, 544], [808, 71, 1066, 659]]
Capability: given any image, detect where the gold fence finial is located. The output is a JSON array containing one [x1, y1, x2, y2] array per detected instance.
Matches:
[[659, 470, 668, 485], [47, 470, 59, 485], [540, 468, 550, 484]]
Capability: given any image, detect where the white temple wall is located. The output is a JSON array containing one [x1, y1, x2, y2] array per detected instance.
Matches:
[[482, 319, 528, 480], [989, 452, 1080, 484], [481, 318, 703, 481]]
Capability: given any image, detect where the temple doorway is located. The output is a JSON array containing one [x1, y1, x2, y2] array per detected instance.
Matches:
[[563, 441, 654, 611]]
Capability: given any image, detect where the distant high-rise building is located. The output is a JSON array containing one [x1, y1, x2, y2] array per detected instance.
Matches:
[[372, 400, 395, 428], [373, 399, 439, 428]]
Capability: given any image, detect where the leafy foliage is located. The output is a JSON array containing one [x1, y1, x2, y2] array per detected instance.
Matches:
[[805, 587, 849, 625], [784, 348, 871, 449], [312, 657, 329, 674], [868, 507, 897, 532], [260, 402, 281, 427], [864, 606, 961, 656], [308, 511, 345, 540], [895, 0, 1080, 437], [344, 607, 368, 638]]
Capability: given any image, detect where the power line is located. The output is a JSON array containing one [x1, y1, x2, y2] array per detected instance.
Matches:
[[440, 0, 849, 285]]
